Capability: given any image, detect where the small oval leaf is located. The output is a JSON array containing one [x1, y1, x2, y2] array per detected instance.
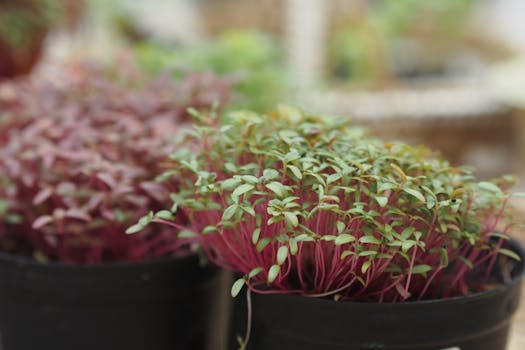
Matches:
[[277, 246, 289, 265], [268, 264, 281, 283], [335, 234, 355, 245], [231, 278, 245, 297]]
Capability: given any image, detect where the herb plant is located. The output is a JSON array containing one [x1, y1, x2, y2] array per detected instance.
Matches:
[[136, 30, 287, 112], [138, 106, 519, 302], [0, 62, 231, 263]]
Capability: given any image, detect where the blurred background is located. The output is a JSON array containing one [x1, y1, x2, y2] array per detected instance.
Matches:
[[1, 0, 525, 346], [5, 0, 525, 180]]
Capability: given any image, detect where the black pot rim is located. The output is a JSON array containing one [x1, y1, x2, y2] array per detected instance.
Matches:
[[0, 250, 198, 271], [251, 238, 525, 307]]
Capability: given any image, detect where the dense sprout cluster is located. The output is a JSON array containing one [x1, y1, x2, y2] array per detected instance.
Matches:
[[148, 106, 517, 301], [0, 62, 231, 263]]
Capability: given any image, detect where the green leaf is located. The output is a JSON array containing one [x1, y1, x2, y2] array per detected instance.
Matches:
[[401, 240, 417, 252], [257, 237, 272, 252], [288, 165, 303, 179], [335, 234, 355, 245], [284, 150, 301, 162], [241, 205, 256, 216], [361, 260, 371, 274], [231, 278, 245, 297], [327, 173, 342, 184], [202, 225, 217, 234], [336, 221, 346, 234], [358, 251, 377, 257], [252, 228, 261, 244], [267, 216, 283, 226], [6, 214, 22, 224], [401, 227, 415, 239], [478, 181, 502, 195], [222, 204, 238, 221], [265, 182, 286, 197], [277, 246, 289, 265], [402, 188, 426, 202], [426, 196, 436, 209], [125, 224, 143, 235], [155, 210, 174, 220], [178, 230, 197, 238], [221, 178, 241, 190], [375, 196, 388, 208], [248, 267, 264, 278], [289, 238, 298, 255], [341, 250, 356, 259], [283, 212, 299, 227], [499, 248, 521, 261], [320, 235, 336, 241], [220, 125, 233, 133], [233, 184, 254, 197], [378, 182, 397, 193], [242, 175, 259, 184], [138, 211, 154, 226], [439, 248, 449, 267], [263, 169, 279, 180], [411, 264, 432, 275], [0, 199, 9, 215], [359, 236, 381, 245], [224, 162, 237, 173], [268, 264, 280, 283]]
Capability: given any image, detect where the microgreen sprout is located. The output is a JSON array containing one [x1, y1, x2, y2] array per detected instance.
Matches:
[[138, 105, 519, 301], [0, 62, 231, 263]]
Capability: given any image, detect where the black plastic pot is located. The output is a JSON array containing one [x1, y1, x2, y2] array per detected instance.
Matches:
[[230, 240, 525, 350], [0, 252, 225, 350]]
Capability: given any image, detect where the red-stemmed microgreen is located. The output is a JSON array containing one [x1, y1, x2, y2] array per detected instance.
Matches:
[[136, 105, 520, 302], [0, 61, 231, 263]]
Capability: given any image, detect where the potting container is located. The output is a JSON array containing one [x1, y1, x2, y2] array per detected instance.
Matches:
[[0, 252, 224, 350], [230, 240, 525, 350]]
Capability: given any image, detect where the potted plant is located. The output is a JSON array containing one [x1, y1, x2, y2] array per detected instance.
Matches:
[[135, 106, 524, 349], [0, 0, 61, 78], [0, 0, 88, 79], [0, 62, 232, 350]]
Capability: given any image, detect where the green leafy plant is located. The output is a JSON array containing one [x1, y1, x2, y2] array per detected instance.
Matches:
[[0, 61, 231, 263], [136, 30, 287, 112], [329, 0, 472, 82], [135, 105, 519, 302]]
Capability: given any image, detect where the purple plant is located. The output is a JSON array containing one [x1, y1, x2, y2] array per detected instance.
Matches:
[[0, 61, 231, 264], [137, 106, 521, 302]]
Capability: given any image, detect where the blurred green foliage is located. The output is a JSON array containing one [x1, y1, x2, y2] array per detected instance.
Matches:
[[136, 30, 287, 112], [0, 0, 61, 50], [329, 0, 472, 83], [377, 0, 471, 37]]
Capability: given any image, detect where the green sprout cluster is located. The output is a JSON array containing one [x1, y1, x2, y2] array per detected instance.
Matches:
[[135, 106, 519, 301]]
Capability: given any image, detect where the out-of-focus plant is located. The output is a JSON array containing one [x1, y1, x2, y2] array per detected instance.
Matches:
[[329, 16, 389, 84], [134, 106, 520, 302], [136, 30, 287, 112], [0, 0, 61, 77], [0, 61, 231, 264], [329, 0, 472, 83]]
